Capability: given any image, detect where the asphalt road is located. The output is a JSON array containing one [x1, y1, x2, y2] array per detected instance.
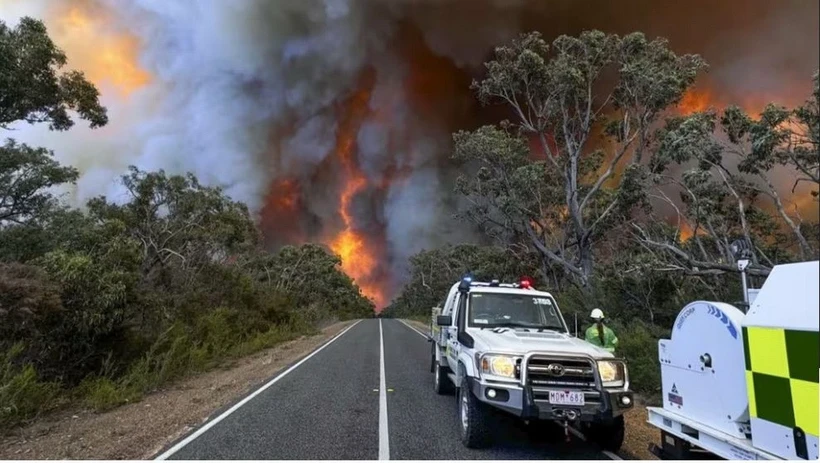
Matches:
[[156, 319, 615, 460]]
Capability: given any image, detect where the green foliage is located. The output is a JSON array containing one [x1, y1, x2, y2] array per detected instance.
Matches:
[[87, 167, 260, 285], [0, 167, 372, 427], [244, 243, 374, 320], [0, 263, 63, 343], [609, 320, 667, 396], [0, 140, 80, 225], [458, 30, 707, 291], [0, 17, 107, 130], [0, 17, 374, 428], [383, 244, 541, 319], [0, 345, 59, 426], [77, 376, 125, 412], [397, 32, 815, 396], [644, 70, 819, 272], [77, 319, 308, 412]]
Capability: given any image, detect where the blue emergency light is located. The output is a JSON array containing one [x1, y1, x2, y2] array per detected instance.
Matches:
[[458, 273, 473, 292]]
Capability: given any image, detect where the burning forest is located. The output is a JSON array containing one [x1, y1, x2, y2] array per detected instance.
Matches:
[[2, 0, 818, 310]]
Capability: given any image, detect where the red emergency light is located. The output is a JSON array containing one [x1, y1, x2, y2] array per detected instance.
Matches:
[[519, 276, 534, 289]]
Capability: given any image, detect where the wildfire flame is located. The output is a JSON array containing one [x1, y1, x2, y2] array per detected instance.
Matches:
[[259, 177, 305, 248], [49, 2, 150, 97], [678, 88, 715, 115], [326, 80, 386, 309]]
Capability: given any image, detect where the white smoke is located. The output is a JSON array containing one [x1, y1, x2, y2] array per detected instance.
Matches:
[[0, 0, 486, 296], [2, 0, 386, 210]]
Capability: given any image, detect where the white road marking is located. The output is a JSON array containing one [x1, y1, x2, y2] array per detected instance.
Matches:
[[566, 426, 623, 460], [379, 319, 390, 460], [154, 320, 362, 460], [397, 319, 428, 339]]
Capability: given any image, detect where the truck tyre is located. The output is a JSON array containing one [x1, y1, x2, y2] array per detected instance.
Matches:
[[458, 376, 491, 448], [433, 359, 453, 395], [586, 415, 625, 452]]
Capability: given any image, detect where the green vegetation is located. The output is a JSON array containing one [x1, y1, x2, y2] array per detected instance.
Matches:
[[384, 31, 819, 397], [1, 16, 817, 426], [0, 17, 373, 429]]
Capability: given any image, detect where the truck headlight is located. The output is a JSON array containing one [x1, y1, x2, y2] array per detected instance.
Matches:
[[479, 354, 518, 380], [597, 360, 626, 388]]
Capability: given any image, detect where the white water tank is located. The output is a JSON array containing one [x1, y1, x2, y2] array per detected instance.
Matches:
[[658, 301, 749, 439]]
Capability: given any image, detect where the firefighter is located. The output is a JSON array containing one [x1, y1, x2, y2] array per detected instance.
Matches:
[[585, 308, 618, 353]]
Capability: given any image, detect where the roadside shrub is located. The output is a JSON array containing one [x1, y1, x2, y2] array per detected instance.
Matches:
[[0, 345, 60, 426], [0, 167, 374, 426], [77, 376, 130, 411], [611, 319, 668, 397], [230, 323, 304, 358], [0, 263, 63, 354]]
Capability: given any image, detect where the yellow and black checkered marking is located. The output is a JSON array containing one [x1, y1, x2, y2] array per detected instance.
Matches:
[[743, 326, 819, 437]]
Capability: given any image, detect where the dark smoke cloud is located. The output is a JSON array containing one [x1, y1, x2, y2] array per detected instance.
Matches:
[[2, 0, 817, 302]]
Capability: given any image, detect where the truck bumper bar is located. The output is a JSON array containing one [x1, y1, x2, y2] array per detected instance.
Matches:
[[467, 377, 632, 423]]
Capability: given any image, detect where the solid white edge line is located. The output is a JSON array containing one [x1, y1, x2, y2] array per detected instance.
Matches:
[[379, 319, 390, 460], [154, 319, 362, 460], [397, 319, 428, 339], [566, 426, 622, 460]]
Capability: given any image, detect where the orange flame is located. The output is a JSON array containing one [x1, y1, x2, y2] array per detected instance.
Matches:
[[326, 80, 386, 309], [679, 222, 695, 242], [259, 177, 305, 248], [48, 2, 150, 98], [678, 88, 715, 115], [270, 178, 299, 212]]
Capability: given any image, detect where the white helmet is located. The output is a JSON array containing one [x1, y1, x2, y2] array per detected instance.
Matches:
[[590, 308, 604, 320]]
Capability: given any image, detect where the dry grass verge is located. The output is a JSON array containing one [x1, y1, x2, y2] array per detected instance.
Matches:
[[0, 321, 354, 460]]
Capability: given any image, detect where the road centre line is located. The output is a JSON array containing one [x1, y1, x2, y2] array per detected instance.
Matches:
[[379, 319, 390, 460], [154, 320, 362, 460]]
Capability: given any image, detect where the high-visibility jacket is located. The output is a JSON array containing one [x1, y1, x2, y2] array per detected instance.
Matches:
[[585, 323, 618, 353]]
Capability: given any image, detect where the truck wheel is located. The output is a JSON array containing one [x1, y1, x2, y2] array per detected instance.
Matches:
[[433, 360, 453, 395], [458, 376, 491, 448], [587, 415, 625, 453]]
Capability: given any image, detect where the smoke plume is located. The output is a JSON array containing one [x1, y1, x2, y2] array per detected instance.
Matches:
[[1, 0, 817, 307]]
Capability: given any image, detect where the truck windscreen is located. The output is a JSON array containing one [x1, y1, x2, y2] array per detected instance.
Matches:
[[468, 293, 564, 331]]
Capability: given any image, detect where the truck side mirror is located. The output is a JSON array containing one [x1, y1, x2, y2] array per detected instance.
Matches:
[[436, 315, 452, 326]]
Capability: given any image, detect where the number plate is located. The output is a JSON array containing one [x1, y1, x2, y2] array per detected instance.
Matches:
[[548, 390, 585, 406]]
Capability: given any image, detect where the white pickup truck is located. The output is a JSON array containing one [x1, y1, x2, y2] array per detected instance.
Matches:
[[429, 275, 634, 450]]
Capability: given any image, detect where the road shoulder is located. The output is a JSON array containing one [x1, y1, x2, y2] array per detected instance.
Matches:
[[0, 320, 355, 460]]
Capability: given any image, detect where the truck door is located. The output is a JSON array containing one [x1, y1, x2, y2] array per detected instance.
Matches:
[[446, 292, 467, 369]]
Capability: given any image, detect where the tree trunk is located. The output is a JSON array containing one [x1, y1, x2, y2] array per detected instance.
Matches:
[[764, 176, 814, 259]]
